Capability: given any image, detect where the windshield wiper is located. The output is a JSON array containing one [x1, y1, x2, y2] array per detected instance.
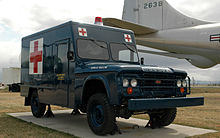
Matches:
[[90, 38, 107, 49], [123, 43, 136, 53]]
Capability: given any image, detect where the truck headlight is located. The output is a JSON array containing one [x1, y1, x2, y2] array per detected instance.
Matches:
[[131, 79, 137, 87], [182, 80, 187, 87], [123, 79, 129, 87], [177, 80, 182, 87]]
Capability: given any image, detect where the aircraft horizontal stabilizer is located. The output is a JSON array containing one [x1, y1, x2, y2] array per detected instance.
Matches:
[[103, 18, 157, 35], [138, 49, 217, 68]]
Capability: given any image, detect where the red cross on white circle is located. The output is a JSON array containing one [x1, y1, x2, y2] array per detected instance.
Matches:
[[29, 38, 43, 74], [124, 34, 132, 43], [78, 27, 87, 37]]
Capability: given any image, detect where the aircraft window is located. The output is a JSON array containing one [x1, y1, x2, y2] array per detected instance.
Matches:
[[77, 39, 109, 60], [110, 43, 138, 62]]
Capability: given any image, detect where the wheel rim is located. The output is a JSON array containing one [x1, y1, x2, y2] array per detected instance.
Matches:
[[90, 104, 104, 127], [31, 95, 39, 113]]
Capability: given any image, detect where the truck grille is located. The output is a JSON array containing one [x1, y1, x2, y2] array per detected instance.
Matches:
[[140, 73, 184, 97]]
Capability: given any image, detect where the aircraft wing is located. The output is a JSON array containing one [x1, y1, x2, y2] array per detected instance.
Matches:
[[103, 18, 157, 35], [138, 49, 188, 59], [138, 49, 217, 68]]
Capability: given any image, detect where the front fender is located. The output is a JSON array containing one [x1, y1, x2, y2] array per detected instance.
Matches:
[[78, 73, 119, 105], [84, 75, 111, 101]]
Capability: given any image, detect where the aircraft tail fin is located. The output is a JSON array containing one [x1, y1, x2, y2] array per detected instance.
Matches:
[[123, 0, 209, 30]]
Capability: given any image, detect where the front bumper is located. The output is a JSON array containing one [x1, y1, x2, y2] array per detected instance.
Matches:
[[128, 97, 204, 111]]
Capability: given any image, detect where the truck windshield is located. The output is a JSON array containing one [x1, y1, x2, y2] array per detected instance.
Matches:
[[77, 39, 109, 60], [110, 43, 139, 62]]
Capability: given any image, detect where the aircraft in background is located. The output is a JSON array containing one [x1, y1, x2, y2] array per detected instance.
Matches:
[[103, 0, 220, 69]]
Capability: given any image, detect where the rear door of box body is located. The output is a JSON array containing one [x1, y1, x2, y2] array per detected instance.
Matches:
[[52, 39, 68, 106], [38, 38, 75, 107]]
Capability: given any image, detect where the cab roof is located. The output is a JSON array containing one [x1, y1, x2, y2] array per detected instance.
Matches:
[[22, 21, 134, 40]]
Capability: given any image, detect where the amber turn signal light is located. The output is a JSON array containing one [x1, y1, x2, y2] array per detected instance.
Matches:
[[127, 87, 133, 95], [180, 87, 185, 93]]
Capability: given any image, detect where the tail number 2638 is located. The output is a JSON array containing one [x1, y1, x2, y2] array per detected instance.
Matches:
[[144, 1, 163, 9]]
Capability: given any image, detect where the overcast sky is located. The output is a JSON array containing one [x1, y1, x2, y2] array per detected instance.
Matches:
[[0, 0, 220, 81]]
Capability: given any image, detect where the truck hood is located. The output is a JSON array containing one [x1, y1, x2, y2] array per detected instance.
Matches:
[[76, 62, 186, 75]]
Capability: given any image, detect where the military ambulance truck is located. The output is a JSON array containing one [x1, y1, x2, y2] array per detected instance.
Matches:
[[21, 19, 204, 135]]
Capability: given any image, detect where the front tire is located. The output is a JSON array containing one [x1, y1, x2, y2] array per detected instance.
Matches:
[[30, 90, 46, 118], [87, 93, 116, 135], [149, 108, 177, 127]]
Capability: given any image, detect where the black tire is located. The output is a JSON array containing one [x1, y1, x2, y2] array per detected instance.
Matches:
[[11, 84, 20, 92], [30, 90, 46, 118], [87, 93, 116, 135], [149, 108, 177, 127]]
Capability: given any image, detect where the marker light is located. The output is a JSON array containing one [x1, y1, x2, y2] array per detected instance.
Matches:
[[131, 79, 137, 87], [127, 87, 133, 95], [123, 79, 129, 87], [177, 80, 182, 87], [155, 80, 161, 84], [94, 17, 103, 26], [182, 80, 187, 87], [180, 87, 185, 93]]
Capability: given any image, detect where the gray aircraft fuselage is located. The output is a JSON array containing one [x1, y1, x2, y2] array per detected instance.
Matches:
[[136, 23, 220, 68]]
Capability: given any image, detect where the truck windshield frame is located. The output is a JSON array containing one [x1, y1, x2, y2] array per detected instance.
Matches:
[[110, 42, 139, 63], [77, 39, 109, 60]]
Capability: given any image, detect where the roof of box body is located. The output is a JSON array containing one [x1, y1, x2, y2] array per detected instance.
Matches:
[[22, 21, 134, 40]]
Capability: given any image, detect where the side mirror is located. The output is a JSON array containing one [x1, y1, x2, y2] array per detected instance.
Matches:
[[67, 51, 74, 60], [141, 57, 144, 65]]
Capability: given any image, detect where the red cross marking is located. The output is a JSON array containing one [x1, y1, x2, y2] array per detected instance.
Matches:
[[125, 34, 132, 42], [30, 41, 43, 73], [79, 28, 87, 36]]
